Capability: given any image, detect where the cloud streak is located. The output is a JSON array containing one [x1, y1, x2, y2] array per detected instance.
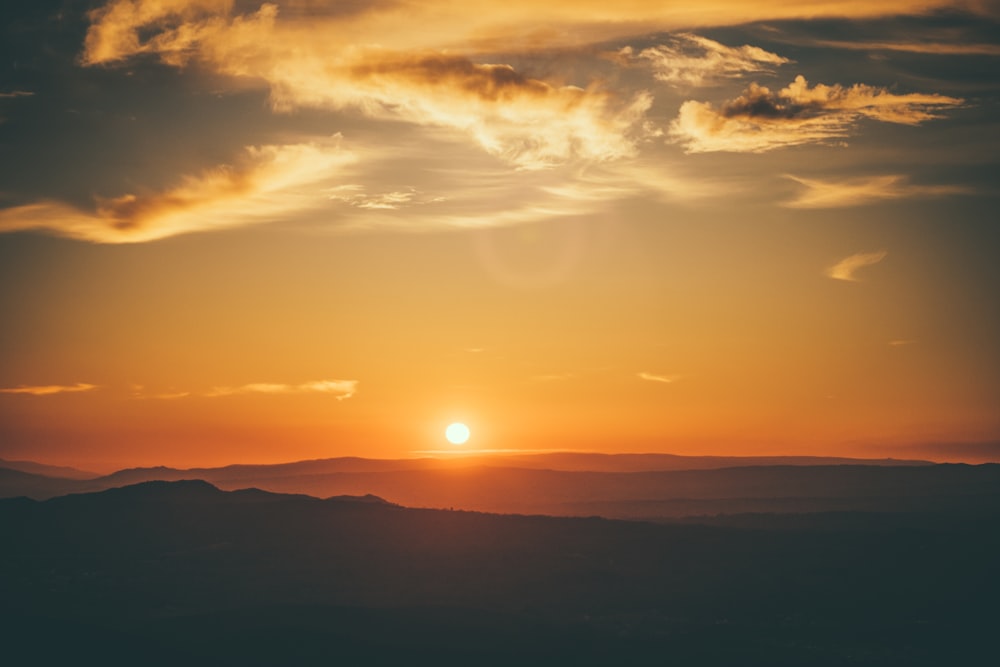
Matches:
[[637, 372, 681, 384], [0, 139, 352, 243], [620, 34, 789, 87], [812, 39, 1000, 56], [670, 75, 963, 153], [827, 250, 888, 281], [0, 383, 98, 396], [205, 379, 358, 400], [784, 174, 970, 208]]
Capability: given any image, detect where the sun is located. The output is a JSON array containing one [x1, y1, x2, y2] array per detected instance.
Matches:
[[445, 422, 470, 445]]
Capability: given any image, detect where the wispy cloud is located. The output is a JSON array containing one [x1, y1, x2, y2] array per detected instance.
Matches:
[[327, 186, 447, 210], [81, 0, 975, 66], [637, 372, 681, 384], [0, 90, 34, 99], [670, 75, 963, 153], [205, 379, 358, 400], [0, 383, 98, 396], [827, 250, 888, 282], [81, 3, 652, 170], [812, 39, 1000, 56], [783, 174, 970, 208], [619, 34, 789, 87], [6, 0, 980, 244], [0, 139, 353, 243], [889, 339, 916, 346]]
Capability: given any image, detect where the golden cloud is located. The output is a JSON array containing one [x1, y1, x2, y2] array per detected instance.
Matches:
[[670, 75, 964, 153], [82, 2, 651, 169], [783, 174, 970, 208], [0, 383, 98, 396], [79, 1, 977, 167], [6, 0, 978, 244], [620, 34, 789, 87], [811, 39, 1000, 56], [205, 379, 358, 399], [0, 140, 352, 243], [82, 1, 975, 64], [637, 372, 681, 383], [826, 250, 888, 282]]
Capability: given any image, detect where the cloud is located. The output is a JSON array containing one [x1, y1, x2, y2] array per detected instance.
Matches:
[[637, 372, 680, 384], [0, 139, 353, 243], [669, 75, 964, 153], [327, 186, 446, 210], [811, 39, 1000, 56], [81, 2, 652, 169], [5, 0, 978, 244], [81, 0, 979, 66], [0, 90, 34, 99], [619, 34, 789, 87], [826, 250, 888, 282], [783, 174, 970, 208], [889, 339, 916, 346], [0, 383, 98, 396], [205, 379, 358, 399]]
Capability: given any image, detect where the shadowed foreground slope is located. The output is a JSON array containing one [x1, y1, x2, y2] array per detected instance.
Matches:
[[2, 480, 998, 665]]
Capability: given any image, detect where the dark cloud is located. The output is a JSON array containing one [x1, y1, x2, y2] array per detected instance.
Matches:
[[350, 54, 555, 103]]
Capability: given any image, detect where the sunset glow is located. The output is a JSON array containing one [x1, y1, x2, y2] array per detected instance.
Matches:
[[0, 0, 997, 470]]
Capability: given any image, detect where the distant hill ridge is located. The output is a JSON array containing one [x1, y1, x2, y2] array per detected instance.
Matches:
[[101, 451, 935, 480], [4, 453, 992, 520], [0, 457, 98, 480], [42, 479, 394, 507]]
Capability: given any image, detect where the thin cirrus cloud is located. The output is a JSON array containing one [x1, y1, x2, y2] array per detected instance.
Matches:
[[637, 372, 681, 384], [0, 140, 353, 243], [327, 186, 446, 210], [618, 33, 789, 87], [810, 39, 1000, 56], [0, 383, 98, 396], [205, 380, 358, 400], [669, 75, 964, 153], [783, 174, 970, 208], [826, 250, 888, 282]]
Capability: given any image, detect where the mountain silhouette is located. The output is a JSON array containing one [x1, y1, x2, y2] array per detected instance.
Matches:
[[4, 454, 984, 524], [2, 480, 997, 665]]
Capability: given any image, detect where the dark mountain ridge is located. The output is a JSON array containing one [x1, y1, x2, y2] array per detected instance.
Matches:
[[2, 480, 997, 665], [4, 458, 997, 520]]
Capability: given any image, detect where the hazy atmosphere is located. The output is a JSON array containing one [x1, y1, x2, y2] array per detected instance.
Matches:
[[2, 0, 998, 469]]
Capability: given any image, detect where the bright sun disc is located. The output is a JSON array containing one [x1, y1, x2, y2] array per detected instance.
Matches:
[[445, 422, 470, 445]]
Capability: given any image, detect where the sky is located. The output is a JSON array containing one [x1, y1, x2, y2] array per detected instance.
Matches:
[[1, 0, 998, 470]]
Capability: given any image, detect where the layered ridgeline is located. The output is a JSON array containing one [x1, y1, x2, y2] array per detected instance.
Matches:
[[3, 452, 997, 520], [2, 479, 998, 665]]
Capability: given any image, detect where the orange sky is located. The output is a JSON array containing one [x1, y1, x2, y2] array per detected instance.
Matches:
[[1, 0, 998, 469]]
